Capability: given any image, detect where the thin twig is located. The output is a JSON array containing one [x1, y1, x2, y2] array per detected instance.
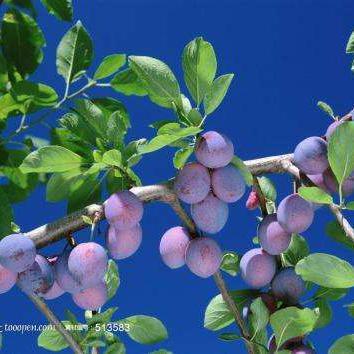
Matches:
[[29, 295, 84, 354]]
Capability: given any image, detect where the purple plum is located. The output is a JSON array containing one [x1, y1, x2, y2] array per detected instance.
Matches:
[[72, 281, 107, 310], [0, 264, 17, 294]]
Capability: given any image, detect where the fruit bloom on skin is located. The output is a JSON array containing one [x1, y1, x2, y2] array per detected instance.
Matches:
[[0, 234, 36, 273], [292, 345, 315, 354], [0, 263, 17, 294], [54, 250, 83, 294], [185, 237, 222, 278], [159, 226, 190, 269], [240, 248, 276, 288], [271, 267, 306, 304], [42, 257, 65, 300], [195, 131, 234, 168], [323, 168, 354, 197], [68, 242, 108, 288], [258, 214, 291, 255], [72, 281, 108, 310], [191, 192, 229, 234], [106, 224, 142, 260], [17, 255, 54, 296], [277, 194, 314, 233], [293, 136, 328, 175], [211, 165, 246, 203], [104, 191, 143, 230], [174, 162, 211, 204]]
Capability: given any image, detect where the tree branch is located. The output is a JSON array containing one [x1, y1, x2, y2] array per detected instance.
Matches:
[[29, 295, 84, 354]]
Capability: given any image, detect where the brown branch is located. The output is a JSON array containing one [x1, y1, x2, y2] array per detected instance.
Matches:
[[29, 295, 84, 354]]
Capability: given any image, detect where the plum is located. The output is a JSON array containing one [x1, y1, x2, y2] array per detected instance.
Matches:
[[292, 345, 315, 354], [191, 192, 229, 234], [174, 162, 211, 204], [54, 250, 84, 294], [260, 293, 277, 314], [325, 120, 344, 140], [271, 267, 306, 304], [268, 334, 304, 353], [0, 264, 17, 294], [185, 237, 222, 278], [323, 168, 354, 196], [17, 255, 54, 296], [307, 173, 330, 193], [258, 214, 291, 255], [293, 136, 328, 174], [72, 281, 107, 310], [68, 242, 108, 288], [211, 165, 246, 203], [106, 224, 142, 260], [195, 131, 234, 168], [159, 226, 190, 269], [240, 248, 276, 288], [0, 233, 36, 273], [277, 194, 314, 233], [104, 191, 143, 230], [245, 190, 259, 210], [42, 281, 65, 300], [42, 257, 65, 300]]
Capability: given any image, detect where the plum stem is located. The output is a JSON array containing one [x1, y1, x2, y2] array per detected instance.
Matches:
[[29, 295, 84, 354]]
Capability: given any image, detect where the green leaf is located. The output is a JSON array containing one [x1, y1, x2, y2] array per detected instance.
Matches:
[[295, 253, 354, 288], [345, 303, 354, 317], [0, 54, 9, 92], [121, 315, 168, 344], [346, 31, 354, 53], [317, 101, 335, 117], [129, 56, 181, 108], [314, 287, 348, 301], [315, 298, 332, 328], [46, 170, 81, 202], [182, 37, 217, 105], [20, 146, 83, 173], [326, 221, 354, 250], [270, 307, 319, 349], [346, 201, 354, 210], [105, 342, 126, 354], [204, 290, 259, 331], [328, 121, 354, 188], [57, 21, 93, 84], [249, 297, 269, 338], [41, 0, 73, 21], [0, 94, 23, 120], [218, 333, 240, 341], [11, 81, 58, 110], [204, 74, 234, 115], [87, 307, 118, 326], [102, 150, 122, 167], [2, 9, 45, 76], [138, 126, 201, 154], [173, 146, 193, 169], [149, 350, 173, 354], [94, 54, 126, 80], [231, 156, 253, 186], [329, 335, 354, 354], [220, 251, 239, 277], [298, 186, 333, 204], [0, 187, 13, 238], [258, 176, 277, 201], [111, 68, 148, 96], [186, 108, 203, 126], [37, 321, 70, 351], [67, 171, 101, 213], [282, 234, 310, 266], [104, 260, 120, 300]]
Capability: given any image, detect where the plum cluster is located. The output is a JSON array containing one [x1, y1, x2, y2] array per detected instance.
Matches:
[[295, 112, 354, 197], [0, 190, 145, 311], [160, 131, 246, 278], [0, 233, 109, 310]]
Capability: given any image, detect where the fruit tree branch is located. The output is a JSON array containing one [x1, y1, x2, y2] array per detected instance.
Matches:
[[29, 295, 84, 354]]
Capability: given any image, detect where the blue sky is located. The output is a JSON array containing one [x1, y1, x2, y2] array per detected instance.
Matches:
[[1, 0, 354, 353]]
